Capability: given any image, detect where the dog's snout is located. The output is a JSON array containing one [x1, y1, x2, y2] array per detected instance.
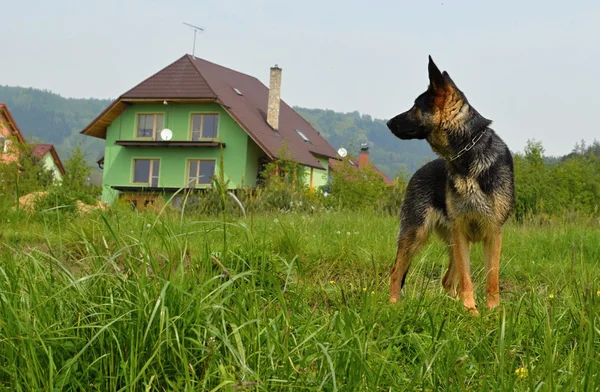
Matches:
[[386, 119, 394, 130]]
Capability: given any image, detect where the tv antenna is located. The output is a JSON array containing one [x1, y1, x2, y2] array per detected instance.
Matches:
[[183, 22, 204, 57]]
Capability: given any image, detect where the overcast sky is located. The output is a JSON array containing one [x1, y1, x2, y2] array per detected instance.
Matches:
[[2, 0, 599, 156]]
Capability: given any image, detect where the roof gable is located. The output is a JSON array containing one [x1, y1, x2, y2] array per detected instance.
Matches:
[[122, 55, 217, 99], [32, 144, 66, 175]]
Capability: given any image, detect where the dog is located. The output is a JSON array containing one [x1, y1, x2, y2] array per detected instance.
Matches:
[[386, 56, 514, 313]]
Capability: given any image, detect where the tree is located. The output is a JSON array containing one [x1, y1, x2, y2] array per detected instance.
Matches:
[[0, 139, 53, 203], [61, 143, 101, 199]]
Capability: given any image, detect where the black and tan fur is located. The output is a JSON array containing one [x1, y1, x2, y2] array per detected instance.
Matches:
[[386, 56, 514, 313]]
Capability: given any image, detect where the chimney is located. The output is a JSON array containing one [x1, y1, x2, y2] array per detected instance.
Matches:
[[267, 65, 282, 130], [358, 143, 370, 167]]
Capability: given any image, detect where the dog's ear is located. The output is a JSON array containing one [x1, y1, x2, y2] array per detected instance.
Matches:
[[442, 71, 459, 90], [428, 56, 446, 91]]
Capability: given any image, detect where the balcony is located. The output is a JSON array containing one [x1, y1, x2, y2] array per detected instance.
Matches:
[[114, 140, 225, 148]]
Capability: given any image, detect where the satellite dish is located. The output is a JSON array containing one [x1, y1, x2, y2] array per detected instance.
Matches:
[[337, 147, 348, 158], [160, 128, 173, 141]]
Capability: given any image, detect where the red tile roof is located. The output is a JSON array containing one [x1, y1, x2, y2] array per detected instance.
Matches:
[[31, 144, 52, 158], [32, 144, 66, 175], [82, 55, 338, 169], [121, 56, 217, 99]]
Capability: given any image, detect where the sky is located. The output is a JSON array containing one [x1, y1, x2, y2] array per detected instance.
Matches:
[[2, 0, 600, 156]]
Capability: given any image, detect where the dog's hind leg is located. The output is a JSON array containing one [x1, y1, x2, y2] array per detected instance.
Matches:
[[389, 225, 428, 303], [484, 231, 503, 309]]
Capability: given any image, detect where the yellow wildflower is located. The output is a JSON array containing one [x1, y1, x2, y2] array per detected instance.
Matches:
[[515, 367, 528, 379]]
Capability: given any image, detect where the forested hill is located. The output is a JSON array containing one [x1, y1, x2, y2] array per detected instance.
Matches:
[[294, 107, 435, 176], [0, 86, 109, 164], [0, 85, 434, 177]]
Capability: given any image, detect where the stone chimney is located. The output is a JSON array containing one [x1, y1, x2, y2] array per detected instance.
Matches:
[[358, 143, 370, 167], [267, 65, 282, 130]]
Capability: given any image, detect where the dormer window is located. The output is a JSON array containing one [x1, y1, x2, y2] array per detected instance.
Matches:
[[295, 129, 311, 144]]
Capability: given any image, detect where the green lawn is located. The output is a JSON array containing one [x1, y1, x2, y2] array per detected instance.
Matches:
[[1, 207, 599, 391]]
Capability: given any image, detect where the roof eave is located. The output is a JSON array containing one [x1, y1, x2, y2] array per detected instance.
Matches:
[[49, 146, 66, 175], [80, 99, 126, 140]]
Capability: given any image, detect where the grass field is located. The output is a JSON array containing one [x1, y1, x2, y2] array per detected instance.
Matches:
[[1, 207, 599, 391]]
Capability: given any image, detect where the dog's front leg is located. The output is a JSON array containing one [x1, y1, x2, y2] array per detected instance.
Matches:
[[451, 227, 477, 314], [484, 231, 503, 309]]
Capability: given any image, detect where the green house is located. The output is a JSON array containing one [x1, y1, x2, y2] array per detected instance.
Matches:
[[81, 55, 337, 207]]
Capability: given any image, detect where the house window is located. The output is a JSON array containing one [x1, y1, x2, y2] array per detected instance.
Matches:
[[187, 160, 216, 186], [0, 136, 6, 154], [133, 159, 160, 187], [137, 114, 164, 139], [190, 114, 218, 140], [295, 129, 311, 143]]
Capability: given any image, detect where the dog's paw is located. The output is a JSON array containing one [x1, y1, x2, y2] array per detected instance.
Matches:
[[388, 296, 400, 304], [486, 296, 500, 310]]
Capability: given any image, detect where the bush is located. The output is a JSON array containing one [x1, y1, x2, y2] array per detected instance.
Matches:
[[328, 157, 389, 210], [0, 142, 53, 202], [514, 139, 600, 220]]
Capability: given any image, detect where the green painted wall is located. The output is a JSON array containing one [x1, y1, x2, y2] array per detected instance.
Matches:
[[41, 152, 63, 182], [101, 186, 120, 205], [310, 156, 330, 188], [245, 139, 267, 187], [102, 102, 255, 202]]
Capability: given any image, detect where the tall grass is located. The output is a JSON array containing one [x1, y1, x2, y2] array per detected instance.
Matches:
[[0, 206, 599, 390]]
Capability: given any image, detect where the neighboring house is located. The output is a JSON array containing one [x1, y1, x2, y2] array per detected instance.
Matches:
[[31, 144, 66, 181], [81, 54, 338, 206], [329, 144, 393, 185], [0, 103, 64, 182], [0, 103, 27, 163]]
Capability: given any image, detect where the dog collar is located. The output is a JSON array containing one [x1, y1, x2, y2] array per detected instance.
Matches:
[[449, 128, 487, 161]]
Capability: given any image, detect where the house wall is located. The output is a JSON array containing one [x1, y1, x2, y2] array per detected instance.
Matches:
[[41, 152, 63, 182], [308, 156, 330, 188], [245, 139, 268, 186], [0, 111, 18, 164], [101, 102, 257, 203]]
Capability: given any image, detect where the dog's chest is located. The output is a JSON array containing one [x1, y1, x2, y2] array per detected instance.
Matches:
[[447, 176, 491, 216]]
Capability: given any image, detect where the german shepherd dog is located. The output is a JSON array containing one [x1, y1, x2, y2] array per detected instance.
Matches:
[[386, 56, 514, 313]]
